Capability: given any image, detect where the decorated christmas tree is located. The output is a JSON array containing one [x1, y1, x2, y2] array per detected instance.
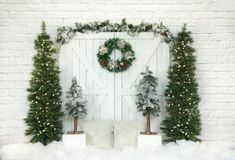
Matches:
[[24, 22, 64, 145], [65, 77, 87, 134], [161, 25, 201, 142], [136, 66, 160, 134]]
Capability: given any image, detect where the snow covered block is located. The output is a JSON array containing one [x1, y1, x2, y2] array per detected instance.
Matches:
[[114, 121, 145, 149], [62, 134, 86, 148], [79, 120, 113, 149], [138, 134, 162, 149]]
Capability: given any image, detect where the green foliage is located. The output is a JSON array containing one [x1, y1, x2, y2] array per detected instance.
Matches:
[[24, 22, 64, 145], [136, 66, 160, 117], [65, 77, 87, 119], [97, 38, 135, 72], [56, 19, 173, 49], [161, 25, 201, 142]]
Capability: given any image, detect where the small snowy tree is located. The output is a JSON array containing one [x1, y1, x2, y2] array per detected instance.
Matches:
[[65, 77, 87, 134], [136, 66, 160, 134]]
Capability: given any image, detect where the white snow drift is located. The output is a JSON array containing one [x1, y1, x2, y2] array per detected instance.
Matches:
[[0, 140, 234, 160]]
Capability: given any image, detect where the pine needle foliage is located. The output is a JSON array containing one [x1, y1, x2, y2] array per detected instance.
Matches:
[[161, 25, 201, 142], [24, 22, 64, 145], [136, 66, 160, 117], [65, 77, 87, 119]]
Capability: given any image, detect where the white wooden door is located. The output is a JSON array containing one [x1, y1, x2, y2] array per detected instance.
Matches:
[[113, 33, 169, 122], [59, 32, 169, 130]]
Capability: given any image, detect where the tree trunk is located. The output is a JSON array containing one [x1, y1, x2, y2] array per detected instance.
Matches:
[[74, 117, 78, 133], [146, 112, 151, 134]]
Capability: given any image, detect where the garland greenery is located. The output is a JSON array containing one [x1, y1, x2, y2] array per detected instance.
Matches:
[[55, 19, 174, 50], [97, 38, 135, 72]]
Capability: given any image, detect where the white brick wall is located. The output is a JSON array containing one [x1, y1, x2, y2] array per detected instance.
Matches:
[[0, 0, 235, 148]]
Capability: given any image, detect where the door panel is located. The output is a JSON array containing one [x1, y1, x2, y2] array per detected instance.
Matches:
[[59, 32, 169, 132]]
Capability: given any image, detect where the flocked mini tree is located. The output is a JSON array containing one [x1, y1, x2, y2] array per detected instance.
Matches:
[[136, 66, 160, 135], [65, 77, 87, 134], [161, 25, 201, 142], [24, 22, 64, 145]]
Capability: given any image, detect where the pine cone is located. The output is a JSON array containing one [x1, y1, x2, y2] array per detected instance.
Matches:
[[99, 60, 108, 66]]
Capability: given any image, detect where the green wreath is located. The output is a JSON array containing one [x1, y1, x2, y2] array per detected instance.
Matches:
[[97, 38, 135, 72]]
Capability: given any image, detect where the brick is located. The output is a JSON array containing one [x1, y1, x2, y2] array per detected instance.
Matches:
[[197, 56, 216, 64], [6, 0, 30, 3], [14, 81, 29, 89], [210, 1, 235, 11], [8, 73, 30, 81], [211, 64, 230, 72], [135, 5, 158, 11], [0, 89, 9, 97], [117, 0, 141, 4], [211, 79, 232, 87], [9, 89, 27, 97], [197, 64, 212, 72], [0, 81, 14, 89], [192, 12, 216, 19], [199, 87, 217, 95], [217, 56, 229, 63]]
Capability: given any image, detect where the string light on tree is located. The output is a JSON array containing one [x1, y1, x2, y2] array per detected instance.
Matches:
[[161, 24, 201, 142], [24, 22, 64, 146]]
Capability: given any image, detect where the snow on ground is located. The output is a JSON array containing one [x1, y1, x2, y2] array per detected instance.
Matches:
[[0, 140, 234, 160]]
